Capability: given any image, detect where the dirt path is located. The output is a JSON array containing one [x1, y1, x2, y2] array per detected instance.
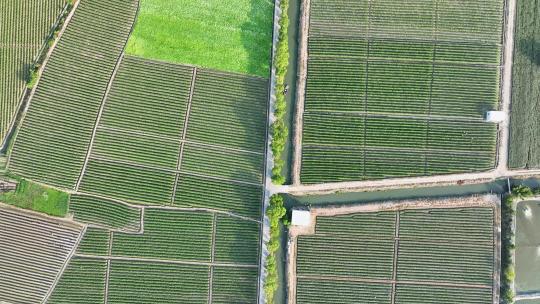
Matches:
[[497, 0, 517, 174], [73, 254, 258, 268]]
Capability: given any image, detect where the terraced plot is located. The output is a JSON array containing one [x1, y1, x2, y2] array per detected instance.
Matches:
[[8, 0, 139, 188], [78, 56, 267, 219], [0, 0, 65, 147], [294, 205, 497, 304], [299, 0, 504, 183], [509, 0, 540, 169]]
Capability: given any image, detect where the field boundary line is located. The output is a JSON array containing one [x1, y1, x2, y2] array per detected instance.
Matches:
[[295, 275, 493, 289], [41, 225, 87, 304], [303, 144, 496, 156], [73, 191, 261, 223], [308, 53, 502, 68], [424, 0, 439, 176], [171, 67, 197, 205], [362, 0, 373, 178], [291, 0, 312, 185], [5, 0, 80, 163], [390, 211, 400, 304], [73, 254, 258, 268], [304, 110, 487, 122], [104, 231, 114, 304], [208, 213, 217, 304], [497, 0, 517, 174], [75, 52, 126, 191]]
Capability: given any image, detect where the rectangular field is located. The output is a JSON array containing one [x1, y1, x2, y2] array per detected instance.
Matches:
[[508, 0, 540, 169], [298, 0, 505, 184], [125, 0, 274, 77], [0, 0, 65, 147], [291, 196, 499, 304]]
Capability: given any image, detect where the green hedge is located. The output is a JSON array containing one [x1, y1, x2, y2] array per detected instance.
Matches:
[[271, 0, 289, 185], [264, 194, 286, 303]]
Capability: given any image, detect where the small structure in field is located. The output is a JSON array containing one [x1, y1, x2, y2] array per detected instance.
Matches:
[[485, 111, 506, 123], [291, 209, 311, 227]]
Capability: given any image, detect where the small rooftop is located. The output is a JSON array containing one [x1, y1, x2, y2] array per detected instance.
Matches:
[[291, 209, 311, 227]]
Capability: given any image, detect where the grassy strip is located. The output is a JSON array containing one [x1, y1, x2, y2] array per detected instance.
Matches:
[[0, 179, 68, 217], [264, 194, 286, 303], [27, 1, 76, 89], [271, 0, 289, 185], [500, 185, 540, 303]]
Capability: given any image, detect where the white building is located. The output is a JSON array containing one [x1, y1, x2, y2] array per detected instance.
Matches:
[[485, 111, 506, 123], [291, 209, 311, 227]]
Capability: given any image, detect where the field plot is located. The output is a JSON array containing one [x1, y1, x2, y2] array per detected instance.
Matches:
[[0, 205, 83, 304], [290, 196, 499, 304], [125, 0, 274, 76], [8, 0, 138, 188], [78, 56, 268, 219], [299, 0, 504, 184], [51, 208, 260, 303], [0, 0, 65, 147], [69, 195, 141, 232], [508, 0, 540, 169]]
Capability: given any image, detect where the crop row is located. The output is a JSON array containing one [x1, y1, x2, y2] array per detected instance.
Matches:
[[69, 195, 141, 231], [0, 0, 65, 145], [214, 215, 261, 265], [174, 174, 263, 218], [76, 227, 110, 256], [305, 57, 500, 118], [315, 211, 396, 237], [297, 278, 391, 304], [108, 261, 210, 304], [301, 146, 495, 184], [508, 0, 540, 169], [212, 267, 259, 304], [303, 113, 498, 152], [309, 0, 504, 43], [309, 37, 501, 65], [47, 257, 107, 304], [296, 235, 395, 279], [9, 0, 139, 189], [395, 284, 492, 304], [187, 69, 268, 153], [111, 209, 214, 261], [399, 208, 494, 243]]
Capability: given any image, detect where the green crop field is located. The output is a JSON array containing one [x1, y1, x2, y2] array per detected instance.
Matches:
[[125, 0, 273, 77], [509, 0, 540, 169], [69, 195, 141, 231], [295, 207, 496, 303], [77, 56, 268, 219], [8, 0, 139, 189], [300, 0, 504, 184], [0, 0, 65, 147]]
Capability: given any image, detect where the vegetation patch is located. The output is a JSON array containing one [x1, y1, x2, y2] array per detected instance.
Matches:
[[508, 0, 540, 169], [126, 0, 274, 77], [264, 194, 287, 303], [0, 179, 68, 217]]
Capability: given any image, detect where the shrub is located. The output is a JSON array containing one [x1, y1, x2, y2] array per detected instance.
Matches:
[[264, 194, 286, 303]]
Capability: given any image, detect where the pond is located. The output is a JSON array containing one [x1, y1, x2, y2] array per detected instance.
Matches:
[[516, 200, 540, 298]]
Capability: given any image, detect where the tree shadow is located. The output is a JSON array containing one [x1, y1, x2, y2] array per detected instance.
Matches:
[[240, 0, 274, 77], [517, 38, 540, 66]]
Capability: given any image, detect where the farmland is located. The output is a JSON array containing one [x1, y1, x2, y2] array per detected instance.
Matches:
[[49, 207, 260, 303], [0, 206, 83, 304], [0, 0, 65, 147], [125, 0, 274, 76], [292, 198, 498, 304], [78, 55, 268, 219], [8, 0, 139, 188], [299, 0, 505, 184], [508, 0, 540, 169]]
